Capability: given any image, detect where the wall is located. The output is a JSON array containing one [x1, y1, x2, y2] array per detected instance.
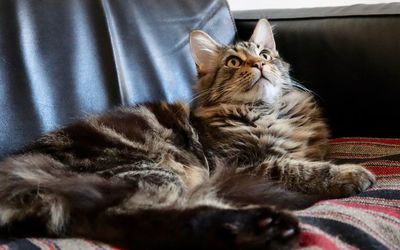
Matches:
[[228, 0, 397, 10]]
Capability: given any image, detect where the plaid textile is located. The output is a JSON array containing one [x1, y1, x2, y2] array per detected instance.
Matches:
[[1, 137, 399, 250], [298, 138, 400, 250], [0, 238, 119, 250]]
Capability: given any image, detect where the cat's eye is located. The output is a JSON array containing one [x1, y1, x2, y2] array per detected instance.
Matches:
[[226, 56, 242, 68], [260, 50, 272, 61]]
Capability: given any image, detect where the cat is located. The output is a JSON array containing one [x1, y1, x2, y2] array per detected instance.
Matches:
[[0, 19, 375, 249]]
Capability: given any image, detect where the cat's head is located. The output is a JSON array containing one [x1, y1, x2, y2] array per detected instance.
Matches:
[[190, 19, 291, 106]]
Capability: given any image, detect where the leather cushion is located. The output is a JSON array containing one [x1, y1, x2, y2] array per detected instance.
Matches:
[[0, 0, 236, 157]]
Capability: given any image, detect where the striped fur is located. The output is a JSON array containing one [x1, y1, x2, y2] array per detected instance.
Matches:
[[0, 19, 375, 249]]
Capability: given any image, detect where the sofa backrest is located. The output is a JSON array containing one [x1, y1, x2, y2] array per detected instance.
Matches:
[[0, 0, 236, 157]]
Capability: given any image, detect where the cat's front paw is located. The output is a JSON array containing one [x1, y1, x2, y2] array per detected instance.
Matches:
[[331, 164, 376, 197]]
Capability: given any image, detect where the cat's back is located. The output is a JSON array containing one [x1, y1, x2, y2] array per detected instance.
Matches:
[[21, 102, 204, 172]]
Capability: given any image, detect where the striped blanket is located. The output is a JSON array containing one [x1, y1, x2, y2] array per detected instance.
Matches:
[[298, 138, 400, 250], [1, 137, 399, 250]]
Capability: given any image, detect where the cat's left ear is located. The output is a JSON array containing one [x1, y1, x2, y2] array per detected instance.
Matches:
[[190, 30, 221, 72], [249, 19, 276, 51]]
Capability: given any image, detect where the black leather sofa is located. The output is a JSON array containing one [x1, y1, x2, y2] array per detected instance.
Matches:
[[1, 0, 400, 249]]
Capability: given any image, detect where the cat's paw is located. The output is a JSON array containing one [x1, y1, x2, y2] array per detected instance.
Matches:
[[199, 206, 300, 249], [331, 164, 376, 197], [231, 207, 300, 249]]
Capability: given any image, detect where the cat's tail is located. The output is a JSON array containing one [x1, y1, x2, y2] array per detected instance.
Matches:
[[0, 153, 131, 236]]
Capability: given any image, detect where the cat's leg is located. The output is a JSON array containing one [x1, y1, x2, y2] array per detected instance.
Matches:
[[0, 153, 131, 236], [71, 205, 300, 250], [0, 154, 300, 249], [0, 154, 202, 234], [97, 156, 210, 209], [249, 157, 375, 198], [93, 161, 300, 249]]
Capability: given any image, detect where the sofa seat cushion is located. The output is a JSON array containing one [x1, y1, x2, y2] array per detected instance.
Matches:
[[0, 238, 117, 250], [298, 137, 400, 249], [1, 137, 400, 249]]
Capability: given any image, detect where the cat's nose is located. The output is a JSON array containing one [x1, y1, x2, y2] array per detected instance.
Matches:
[[252, 61, 265, 70]]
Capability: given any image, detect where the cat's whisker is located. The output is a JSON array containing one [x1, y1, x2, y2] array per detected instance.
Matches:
[[290, 78, 317, 95], [189, 90, 210, 104]]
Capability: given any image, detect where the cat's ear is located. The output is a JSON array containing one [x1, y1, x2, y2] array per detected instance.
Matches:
[[249, 19, 276, 51], [190, 30, 221, 72]]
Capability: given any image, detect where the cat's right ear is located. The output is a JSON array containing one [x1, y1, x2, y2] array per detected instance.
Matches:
[[249, 19, 276, 51], [190, 30, 221, 73]]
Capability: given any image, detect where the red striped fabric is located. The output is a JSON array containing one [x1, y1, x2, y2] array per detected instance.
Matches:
[[298, 137, 400, 250]]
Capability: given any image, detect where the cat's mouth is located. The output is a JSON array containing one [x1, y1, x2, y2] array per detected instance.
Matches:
[[244, 76, 269, 93], [254, 76, 270, 87], [260, 75, 270, 82]]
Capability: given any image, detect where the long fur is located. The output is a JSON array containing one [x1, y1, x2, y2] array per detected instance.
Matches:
[[0, 154, 132, 235]]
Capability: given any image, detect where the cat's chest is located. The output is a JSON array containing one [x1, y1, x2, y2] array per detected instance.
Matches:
[[240, 110, 288, 139], [219, 105, 286, 139], [198, 91, 320, 161], [218, 104, 304, 149], [240, 104, 284, 130]]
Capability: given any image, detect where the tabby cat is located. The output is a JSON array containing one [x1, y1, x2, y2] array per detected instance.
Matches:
[[0, 19, 375, 249]]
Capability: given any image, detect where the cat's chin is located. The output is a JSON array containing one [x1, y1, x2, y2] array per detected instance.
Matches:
[[257, 77, 269, 85], [258, 78, 282, 104], [248, 76, 268, 91], [236, 78, 281, 104], [253, 76, 273, 88]]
